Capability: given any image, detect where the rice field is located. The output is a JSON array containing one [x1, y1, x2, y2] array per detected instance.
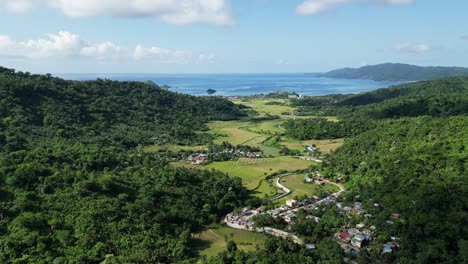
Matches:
[[204, 157, 314, 191], [280, 138, 345, 154], [190, 224, 268, 259]]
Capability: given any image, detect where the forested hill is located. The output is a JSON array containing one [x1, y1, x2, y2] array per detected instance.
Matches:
[[291, 76, 468, 121], [0, 67, 249, 263], [321, 63, 468, 81], [283, 76, 468, 263], [0, 66, 244, 151]]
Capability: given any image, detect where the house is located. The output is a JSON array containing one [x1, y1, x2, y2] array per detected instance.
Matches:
[[356, 223, 365, 229], [306, 244, 316, 250], [348, 228, 359, 236], [304, 173, 313, 183], [391, 213, 401, 219], [338, 232, 351, 242], [283, 213, 296, 223], [286, 199, 298, 208], [305, 145, 316, 155], [362, 229, 372, 237], [315, 179, 325, 185], [382, 242, 399, 254], [306, 215, 320, 223], [352, 235, 369, 248]]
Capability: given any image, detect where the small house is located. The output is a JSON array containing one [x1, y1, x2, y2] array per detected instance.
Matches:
[[286, 199, 298, 208], [356, 223, 365, 229], [338, 232, 351, 242], [306, 244, 316, 250]]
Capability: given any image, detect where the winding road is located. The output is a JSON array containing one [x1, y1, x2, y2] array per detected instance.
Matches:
[[225, 171, 346, 244]]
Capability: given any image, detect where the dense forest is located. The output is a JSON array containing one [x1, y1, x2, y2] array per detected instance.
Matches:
[[321, 63, 468, 81], [0, 67, 250, 263]]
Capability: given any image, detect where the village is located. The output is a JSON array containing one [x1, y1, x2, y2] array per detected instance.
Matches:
[[225, 171, 401, 257], [187, 148, 261, 165]]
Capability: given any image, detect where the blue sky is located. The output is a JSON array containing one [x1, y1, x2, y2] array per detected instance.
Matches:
[[0, 0, 467, 73]]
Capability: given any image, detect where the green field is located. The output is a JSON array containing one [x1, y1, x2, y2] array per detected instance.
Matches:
[[252, 179, 282, 198], [190, 224, 268, 258], [208, 120, 269, 146], [204, 157, 314, 191], [280, 138, 345, 154], [232, 99, 294, 117]]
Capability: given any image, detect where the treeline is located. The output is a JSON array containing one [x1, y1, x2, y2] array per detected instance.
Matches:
[[284, 77, 468, 140], [0, 67, 250, 263], [0, 66, 245, 151]]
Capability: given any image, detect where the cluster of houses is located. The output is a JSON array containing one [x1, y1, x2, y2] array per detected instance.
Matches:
[[221, 148, 261, 158], [336, 223, 375, 248], [187, 153, 209, 165], [304, 171, 325, 184], [382, 241, 400, 254], [187, 149, 261, 164], [225, 208, 256, 229], [337, 201, 367, 215]]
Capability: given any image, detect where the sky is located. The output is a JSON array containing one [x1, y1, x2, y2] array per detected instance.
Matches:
[[0, 0, 467, 74]]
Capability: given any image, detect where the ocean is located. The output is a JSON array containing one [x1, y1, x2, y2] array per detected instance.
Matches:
[[57, 73, 400, 96]]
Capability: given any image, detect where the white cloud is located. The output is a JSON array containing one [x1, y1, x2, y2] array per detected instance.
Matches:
[[0, 31, 215, 64], [0, 0, 36, 13], [133, 45, 213, 64], [0, 31, 83, 59], [0, 0, 233, 25], [296, 0, 415, 15], [80, 41, 124, 60], [394, 43, 431, 53]]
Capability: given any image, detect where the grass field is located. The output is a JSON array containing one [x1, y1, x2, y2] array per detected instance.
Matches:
[[190, 224, 268, 258], [232, 99, 294, 117], [245, 119, 285, 135], [280, 138, 345, 154], [252, 179, 281, 198], [204, 157, 314, 191], [208, 120, 268, 146]]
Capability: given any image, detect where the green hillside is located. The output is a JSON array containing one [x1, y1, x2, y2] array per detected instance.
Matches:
[[0, 67, 249, 263], [322, 63, 468, 81], [278, 77, 468, 263]]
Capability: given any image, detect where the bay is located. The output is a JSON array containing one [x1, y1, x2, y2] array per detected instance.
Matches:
[[57, 73, 400, 96]]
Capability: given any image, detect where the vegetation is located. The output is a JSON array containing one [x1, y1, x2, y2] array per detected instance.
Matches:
[[1, 65, 467, 263], [0, 67, 249, 263], [322, 63, 468, 81], [280, 76, 468, 263]]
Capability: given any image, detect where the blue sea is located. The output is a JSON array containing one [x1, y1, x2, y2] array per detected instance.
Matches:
[[57, 73, 400, 96]]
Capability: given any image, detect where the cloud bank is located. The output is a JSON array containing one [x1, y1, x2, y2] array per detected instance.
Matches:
[[0, 0, 233, 25], [296, 0, 415, 15], [0, 31, 214, 63], [393, 43, 431, 53]]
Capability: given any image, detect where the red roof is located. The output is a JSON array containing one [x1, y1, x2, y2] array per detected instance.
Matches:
[[340, 232, 349, 239]]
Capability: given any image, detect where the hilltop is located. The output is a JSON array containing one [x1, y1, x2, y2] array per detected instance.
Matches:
[[321, 63, 468, 81]]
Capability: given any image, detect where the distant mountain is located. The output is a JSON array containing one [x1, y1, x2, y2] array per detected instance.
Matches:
[[321, 63, 468, 81]]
